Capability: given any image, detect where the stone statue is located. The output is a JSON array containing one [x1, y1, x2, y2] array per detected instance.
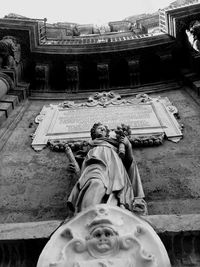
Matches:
[[0, 36, 20, 69], [186, 20, 200, 52], [65, 122, 147, 215], [36, 122, 171, 267]]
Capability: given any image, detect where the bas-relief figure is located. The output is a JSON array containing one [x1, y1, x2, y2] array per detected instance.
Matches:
[[66, 122, 147, 216], [186, 20, 200, 52]]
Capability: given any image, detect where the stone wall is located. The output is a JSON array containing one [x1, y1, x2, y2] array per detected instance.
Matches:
[[0, 87, 200, 223]]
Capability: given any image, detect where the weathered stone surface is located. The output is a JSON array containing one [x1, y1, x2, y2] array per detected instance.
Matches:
[[1, 214, 200, 267], [8, 89, 24, 101], [145, 214, 200, 233], [0, 110, 6, 125], [0, 94, 19, 108], [0, 220, 60, 240], [1, 214, 200, 240], [15, 86, 27, 99], [0, 88, 200, 223], [0, 102, 13, 117]]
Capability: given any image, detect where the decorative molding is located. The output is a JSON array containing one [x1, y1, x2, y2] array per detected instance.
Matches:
[[58, 91, 123, 108], [0, 19, 175, 55], [47, 133, 165, 153]]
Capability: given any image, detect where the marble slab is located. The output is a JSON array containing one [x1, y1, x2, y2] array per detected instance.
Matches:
[[32, 95, 182, 151]]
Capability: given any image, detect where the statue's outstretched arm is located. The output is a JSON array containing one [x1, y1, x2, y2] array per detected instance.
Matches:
[[65, 145, 81, 175]]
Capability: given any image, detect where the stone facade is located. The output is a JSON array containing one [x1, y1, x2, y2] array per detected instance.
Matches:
[[1, 3, 200, 266]]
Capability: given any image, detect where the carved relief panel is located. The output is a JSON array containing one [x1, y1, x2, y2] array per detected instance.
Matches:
[[37, 205, 171, 267]]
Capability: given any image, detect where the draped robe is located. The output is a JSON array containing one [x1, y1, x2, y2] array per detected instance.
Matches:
[[67, 138, 144, 212]]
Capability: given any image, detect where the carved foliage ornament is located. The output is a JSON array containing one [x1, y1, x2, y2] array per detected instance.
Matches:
[[58, 92, 160, 109], [59, 91, 122, 108]]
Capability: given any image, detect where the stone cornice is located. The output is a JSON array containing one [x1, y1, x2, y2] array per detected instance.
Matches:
[[0, 214, 199, 240], [0, 18, 174, 55]]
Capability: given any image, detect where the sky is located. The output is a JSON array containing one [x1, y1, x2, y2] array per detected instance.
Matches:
[[0, 0, 173, 24]]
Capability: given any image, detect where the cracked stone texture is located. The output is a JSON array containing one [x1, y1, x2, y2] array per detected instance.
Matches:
[[0, 88, 200, 223]]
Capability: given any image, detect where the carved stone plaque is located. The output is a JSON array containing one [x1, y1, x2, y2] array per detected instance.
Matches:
[[37, 205, 171, 267], [48, 104, 160, 135], [32, 93, 182, 151]]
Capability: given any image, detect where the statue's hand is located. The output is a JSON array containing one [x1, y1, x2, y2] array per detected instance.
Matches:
[[67, 163, 78, 173], [64, 143, 70, 151], [119, 136, 131, 148], [67, 163, 81, 176]]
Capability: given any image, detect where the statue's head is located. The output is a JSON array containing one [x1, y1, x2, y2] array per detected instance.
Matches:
[[90, 122, 109, 140]]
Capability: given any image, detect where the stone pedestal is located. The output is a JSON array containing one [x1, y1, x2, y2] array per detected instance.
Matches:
[[128, 59, 141, 86], [97, 63, 109, 90], [35, 64, 50, 91], [66, 65, 79, 93]]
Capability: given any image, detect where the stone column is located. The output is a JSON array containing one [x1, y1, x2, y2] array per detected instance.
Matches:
[[35, 64, 50, 91], [66, 65, 79, 93], [97, 63, 109, 90], [128, 59, 140, 86]]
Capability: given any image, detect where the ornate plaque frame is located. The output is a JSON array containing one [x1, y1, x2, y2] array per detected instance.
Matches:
[[32, 92, 182, 151]]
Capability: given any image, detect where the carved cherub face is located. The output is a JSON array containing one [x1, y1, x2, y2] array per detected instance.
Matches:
[[87, 226, 119, 257]]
